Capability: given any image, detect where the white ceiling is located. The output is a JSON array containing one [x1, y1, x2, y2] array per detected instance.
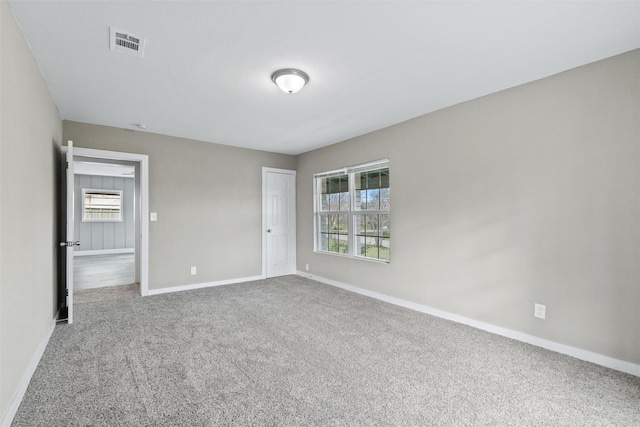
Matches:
[[9, 1, 640, 155]]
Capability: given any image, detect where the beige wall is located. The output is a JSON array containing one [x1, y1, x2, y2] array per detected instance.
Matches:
[[297, 50, 640, 365], [0, 0, 62, 420], [63, 121, 296, 291]]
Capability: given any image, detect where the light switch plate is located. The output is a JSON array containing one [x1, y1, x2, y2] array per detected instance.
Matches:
[[150, 212, 157, 221], [534, 303, 546, 319]]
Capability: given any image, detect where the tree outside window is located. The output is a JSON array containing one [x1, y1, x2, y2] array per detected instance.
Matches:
[[315, 161, 390, 262]]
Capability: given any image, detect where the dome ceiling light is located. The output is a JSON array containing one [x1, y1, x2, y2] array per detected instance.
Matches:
[[271, 68, 309, 95]]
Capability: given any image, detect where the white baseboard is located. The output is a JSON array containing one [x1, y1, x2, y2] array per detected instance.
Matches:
[[1, 315, 57, 427], [296, 271, 640, 378], [74, 248, 134, 257], [147, 275, 264, 296]]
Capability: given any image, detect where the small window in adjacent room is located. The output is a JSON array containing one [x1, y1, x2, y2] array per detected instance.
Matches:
[[82, 189, 123, 222], [314, 160, 390, 262]]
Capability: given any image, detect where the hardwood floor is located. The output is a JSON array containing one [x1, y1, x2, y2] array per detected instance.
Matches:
[[74, 253, 135, 290]]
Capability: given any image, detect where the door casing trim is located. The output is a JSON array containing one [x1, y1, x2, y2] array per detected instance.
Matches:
[[63, 146, 149, 296]]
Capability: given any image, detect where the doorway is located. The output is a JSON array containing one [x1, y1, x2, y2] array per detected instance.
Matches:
[[73, 160, 137, 302], [262, 168, 296, 278], [59, 145, 149, 323]]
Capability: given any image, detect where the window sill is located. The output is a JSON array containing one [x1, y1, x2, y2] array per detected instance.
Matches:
[[314, 249, 390, 264]]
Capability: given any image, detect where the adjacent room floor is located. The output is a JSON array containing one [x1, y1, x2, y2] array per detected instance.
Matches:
[[74, 253, 135, 289], [13, 276, 640, 425], [73, 253, 138, 303]]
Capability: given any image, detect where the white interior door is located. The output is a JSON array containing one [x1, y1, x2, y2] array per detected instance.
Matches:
[[63, 141, 77, 323], [263, 169, 296, 278]]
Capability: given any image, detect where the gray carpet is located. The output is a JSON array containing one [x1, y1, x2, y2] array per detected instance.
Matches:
[[75, 283, 140, 304], [13, 276, 640, 426]]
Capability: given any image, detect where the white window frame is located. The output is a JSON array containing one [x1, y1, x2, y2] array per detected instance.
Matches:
[[314, 159, 390, 263], [82, 188, 123, 222]]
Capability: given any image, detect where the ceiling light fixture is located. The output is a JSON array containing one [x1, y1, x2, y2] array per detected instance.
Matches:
[[271, 69, 309, 95]]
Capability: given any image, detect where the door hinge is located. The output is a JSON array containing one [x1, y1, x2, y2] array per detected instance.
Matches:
[[66, 161, 69, 169]]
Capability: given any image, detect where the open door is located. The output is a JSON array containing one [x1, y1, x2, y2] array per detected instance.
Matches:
[[58, 140, 79, 323]]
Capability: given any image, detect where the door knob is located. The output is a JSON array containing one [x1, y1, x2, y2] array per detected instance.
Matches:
[[267, 229, 272, 233]]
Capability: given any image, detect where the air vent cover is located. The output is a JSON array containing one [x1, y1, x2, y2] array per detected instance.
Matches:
[[110, 27, 145, 58]]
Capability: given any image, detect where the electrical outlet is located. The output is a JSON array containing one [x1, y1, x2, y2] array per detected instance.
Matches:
[[190, 266, 197, 275], [305, 263, 309, 272], [534, 303, 546, 319]]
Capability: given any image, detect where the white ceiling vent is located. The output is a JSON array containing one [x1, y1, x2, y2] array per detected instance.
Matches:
[[109, 27, 145, 58]]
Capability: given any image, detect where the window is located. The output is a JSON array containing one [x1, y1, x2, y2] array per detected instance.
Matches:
[[82, 189, 123, 222], [315, 160, 390, 262]]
